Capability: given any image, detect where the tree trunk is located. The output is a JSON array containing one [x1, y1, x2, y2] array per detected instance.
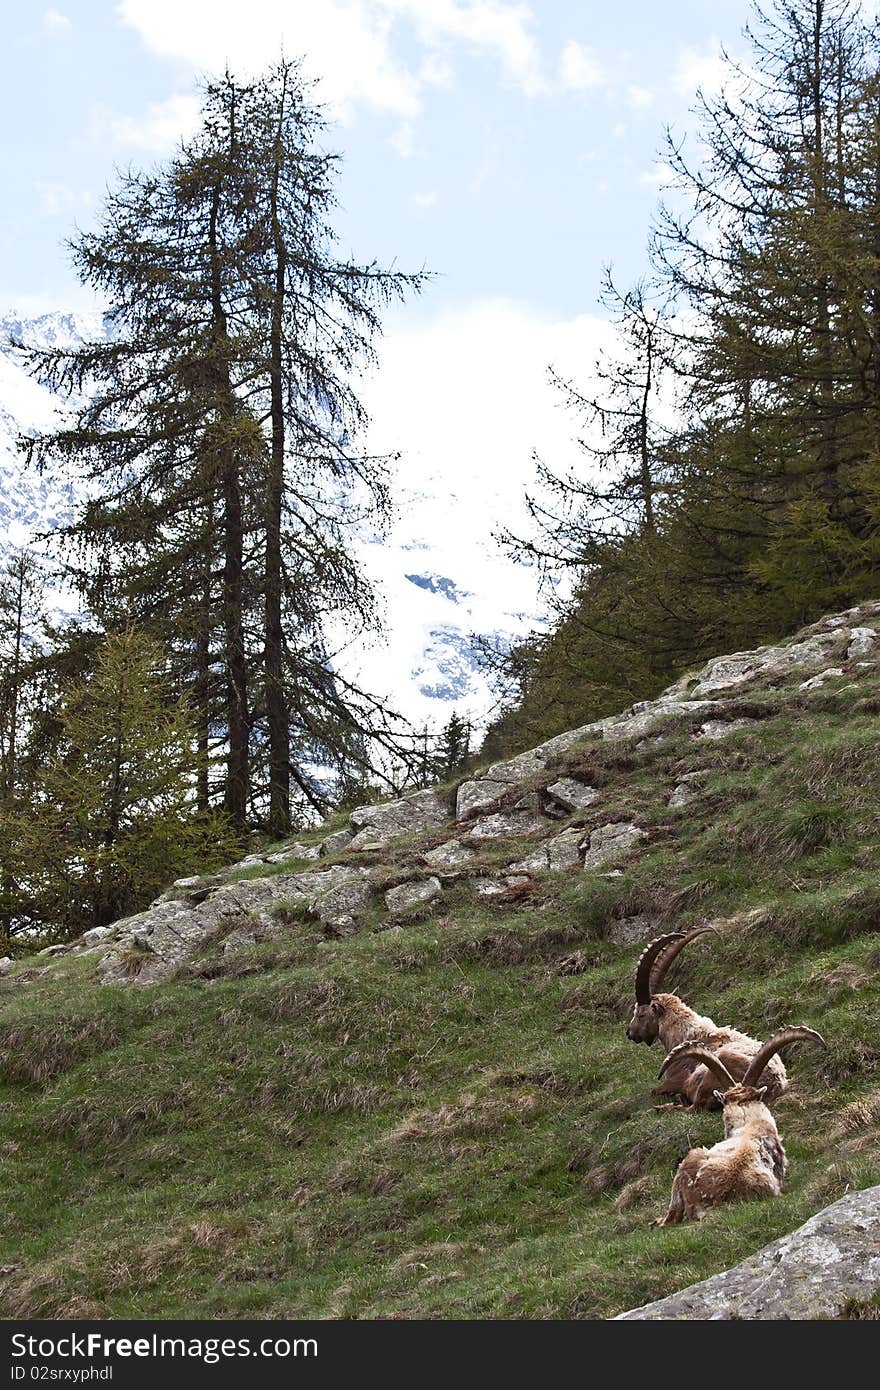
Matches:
[[264, 71, 292, 838], [195, 496, 214, 814], [208, 174, 249, 831]]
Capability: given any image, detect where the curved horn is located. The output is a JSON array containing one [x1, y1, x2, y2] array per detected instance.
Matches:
[[649, 925, 720, 995], [658, 1043, 736, 1089], [634, 932, 684, 1004], [742, 1026, 826, 1088]]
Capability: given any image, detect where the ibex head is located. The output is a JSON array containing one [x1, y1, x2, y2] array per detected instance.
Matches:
[[626, 927, 717, 1045]]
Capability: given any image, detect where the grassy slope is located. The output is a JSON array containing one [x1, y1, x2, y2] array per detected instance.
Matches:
[[2, 669, 880, 1319]]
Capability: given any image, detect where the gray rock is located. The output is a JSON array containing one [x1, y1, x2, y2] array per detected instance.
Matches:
[[221, 915, 284, 955], [265, 841, 321, 864], [455, 734, 604, 822], [470, 875, 531, 897], [799, 667, 845, 691], [346, 831, 388, 851], [605, 914, 659, 945], [690, 630, 844, 698], [348, 789, 449, 848], [385, 877, 442, 914], [322, 914, 359, 939], [545, 777, 600, 812], [319, 829, 354, 857], [603, 699, 720, 743], [421, 839, 476, 869], [669, 772, 708, 809], [698, 717, 760, 740], [0, 955, 13, 974], [581, 822, 646, 870], [462, 809, 548, 844], [508, 828, 583, 874], [847, 626, 878, 660], [668, 784, 697, 809], [455, 778, 507, 820], [616, 1186, 880, 1320], [532, 721, 608, 760], [98, 863, 374, 984], [657, 670, 701, 701], [81, 924, 114, 947]]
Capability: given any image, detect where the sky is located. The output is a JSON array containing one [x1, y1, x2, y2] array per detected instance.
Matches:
[[0, 0, 762, 726]]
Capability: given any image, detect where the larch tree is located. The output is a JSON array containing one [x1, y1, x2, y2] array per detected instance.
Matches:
[[20, 64, 427, 836], [4, 628, 234, 938]]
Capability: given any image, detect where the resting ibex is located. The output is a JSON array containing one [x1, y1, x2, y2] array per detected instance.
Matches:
[[626, 929, 787, 1109], [653, 1026, 826, 1225]]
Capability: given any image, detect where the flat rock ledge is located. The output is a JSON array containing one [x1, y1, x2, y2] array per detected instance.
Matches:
[[615, 1186, 880, 1320]]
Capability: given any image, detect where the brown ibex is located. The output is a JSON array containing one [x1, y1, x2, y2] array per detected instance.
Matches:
[[653, 1026, 826, 1225], [626, 929, 787, 1109]]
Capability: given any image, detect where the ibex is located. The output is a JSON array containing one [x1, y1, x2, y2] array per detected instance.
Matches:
[[626, 928, 787, 1109], [653, 1026, 826, 1225]]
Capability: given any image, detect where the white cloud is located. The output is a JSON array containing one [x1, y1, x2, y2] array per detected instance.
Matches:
[[115, 0, 546, 123], [35, 182, 93, 217], [672, 40, 729, 98], [42, 8, 71, 39], [557, 39, 604, 93], [638, 161, 673, 189], [626, 84, 653, 110], [91, 93, 203, 155], [418, 51, 454, 89], [413, 189, 438, 210], [389, 122, 416, 158]]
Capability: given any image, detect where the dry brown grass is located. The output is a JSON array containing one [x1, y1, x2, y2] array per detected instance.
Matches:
[[0, 1015, 128, 1084], [388, 1089, 544, 1148]]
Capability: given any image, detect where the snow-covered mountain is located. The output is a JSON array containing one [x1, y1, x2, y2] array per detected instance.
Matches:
[[0, 311, 106, 551], [0, 310, 542, 728]]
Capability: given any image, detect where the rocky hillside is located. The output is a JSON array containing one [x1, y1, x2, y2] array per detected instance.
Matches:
[[2, 601, 880, 1318]]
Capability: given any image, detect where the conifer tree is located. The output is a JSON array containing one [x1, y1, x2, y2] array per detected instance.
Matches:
[[20, 64, 427, 832], [2, 629, 233, 938]]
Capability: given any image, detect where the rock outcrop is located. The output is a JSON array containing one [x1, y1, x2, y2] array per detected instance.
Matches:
[[39, 597, 880, 985], [616, 1186, 880, 1320]]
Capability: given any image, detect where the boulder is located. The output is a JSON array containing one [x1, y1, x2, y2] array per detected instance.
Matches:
[[616, 1186, 880, 1320], [97, 863, 374, 984], [455, 731, 609, 822], [690, 630, 844, 698], [532, 720, 608, 760], [581, 822, 646, 870], [421, 839, 476, 869], [508, 828, 583, 874], [668, 769, 709, 809], [349, 789, 449, 848], [319, 828, 354, 857], [385, 877, 442, 914], [698, 717, 760, 740], [470, 875, 531, 897], [603, 699, 720, 742], [264, 841, 321, 864], [799, 667, 845, 691], [455, 778, 508, 819], [545, 778, 600, 812], [462, 808, 548, 844], [848, 626, 878, 660]]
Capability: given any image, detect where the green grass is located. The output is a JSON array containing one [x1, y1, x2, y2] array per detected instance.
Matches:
[[1, 684, 880, 1318]]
